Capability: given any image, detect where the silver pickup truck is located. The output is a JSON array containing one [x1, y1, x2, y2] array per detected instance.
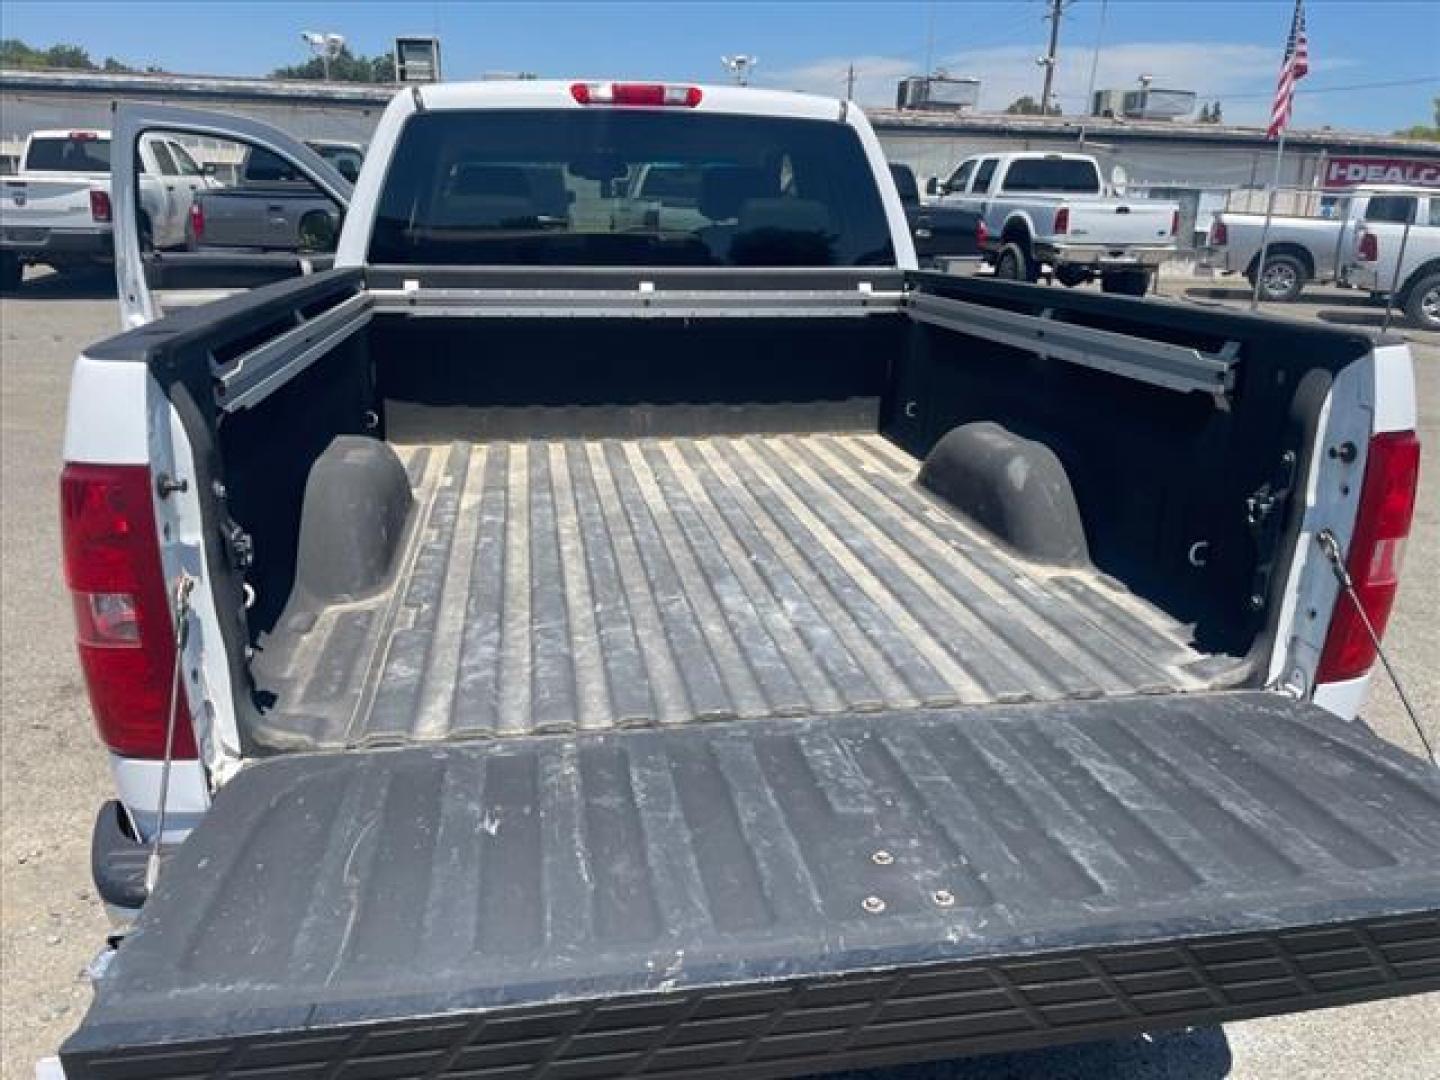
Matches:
[[188, 144, 352, 253], [1200, 186, 1423, 302]]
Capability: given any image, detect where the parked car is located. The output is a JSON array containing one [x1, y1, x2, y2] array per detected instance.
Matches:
[[187, 143, 351, 253], [306, 139, 366, 183], [887, 162, 982, 265], [42, 88, 1437, 1080], [1346, 187, 1440, 329], [933, 151, 1179, 295], [1200, 185, 1428, 302], [0, 129, 208, 290]]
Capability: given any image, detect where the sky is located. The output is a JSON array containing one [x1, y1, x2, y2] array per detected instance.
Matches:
[[3, 1, 1438, 134]]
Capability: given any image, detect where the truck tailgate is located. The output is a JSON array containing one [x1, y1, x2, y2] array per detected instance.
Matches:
[[1067, 202, 1174, 246], [62, 693, 1440, 1079], [1, 176, 99, 233]]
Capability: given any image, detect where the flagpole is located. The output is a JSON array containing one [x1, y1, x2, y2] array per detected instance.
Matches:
[[1250, 130, 1288, 310]]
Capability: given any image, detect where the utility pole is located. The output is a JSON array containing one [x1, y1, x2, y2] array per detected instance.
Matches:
[[1038, 0, 1066, 114], [846, 63, 856, 100]]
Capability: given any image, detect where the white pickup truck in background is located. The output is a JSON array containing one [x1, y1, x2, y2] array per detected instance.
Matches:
[[933, 151, 1178, 295], [1201, 186, 1432, 303], [0, 129, 209, 291], [1347, 188, 1440, 330]]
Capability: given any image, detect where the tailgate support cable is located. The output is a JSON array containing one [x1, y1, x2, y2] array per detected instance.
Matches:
[[1317, 530, 1435, 768], [145, 574, 196, 895]]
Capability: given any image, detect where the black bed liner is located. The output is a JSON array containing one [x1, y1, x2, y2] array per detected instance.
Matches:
[[63, 692, 1440, 1079]]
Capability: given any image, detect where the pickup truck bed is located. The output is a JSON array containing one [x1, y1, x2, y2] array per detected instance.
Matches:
[[64, 693, 1440, 1078], [250, 413, 1226, 752]]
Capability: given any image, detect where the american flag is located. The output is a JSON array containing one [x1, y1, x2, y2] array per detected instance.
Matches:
[[1267, 0, 1311, 139]]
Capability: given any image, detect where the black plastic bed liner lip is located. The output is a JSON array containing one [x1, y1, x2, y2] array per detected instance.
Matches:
[[62, 693, 1440, 1079]]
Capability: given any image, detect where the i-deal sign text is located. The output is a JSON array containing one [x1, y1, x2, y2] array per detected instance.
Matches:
[[1324, 155, 1440, 189]]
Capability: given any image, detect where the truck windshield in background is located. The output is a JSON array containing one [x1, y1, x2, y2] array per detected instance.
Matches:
[[1001, 158, 1100, 194], [369, 109, 896, 266], [24, 135, 112, 173]]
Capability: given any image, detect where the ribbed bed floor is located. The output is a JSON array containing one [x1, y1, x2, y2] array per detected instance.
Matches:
[[251, 431, 1233, 751]]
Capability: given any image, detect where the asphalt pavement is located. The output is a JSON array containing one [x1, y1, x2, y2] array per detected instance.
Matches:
[[1, 268, 1436, 1079]]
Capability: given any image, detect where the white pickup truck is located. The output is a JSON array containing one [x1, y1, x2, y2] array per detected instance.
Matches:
[[43, 85, 1438, 1079], [1347, 188, 1440, 330], [933, 151, 1178, 295], [0, 129, 208, 291]]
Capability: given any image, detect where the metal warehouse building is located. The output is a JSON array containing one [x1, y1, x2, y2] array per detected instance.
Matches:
[[4, 68, 1438, 250]]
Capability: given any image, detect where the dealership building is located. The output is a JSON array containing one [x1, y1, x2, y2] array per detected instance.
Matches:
[[3, 67, 1438, 250]]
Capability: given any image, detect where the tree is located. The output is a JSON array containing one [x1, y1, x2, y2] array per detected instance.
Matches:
[[270, 46, 393, 84], [1198, 103, 1212, 123], [1004, 95, 1061, 116], [1210, 100, 1223, 124], [1393, 97, 1440, 141], [1, 38, 147, 73]]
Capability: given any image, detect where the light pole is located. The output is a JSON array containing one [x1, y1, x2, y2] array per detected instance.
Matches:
[[721, 55, 758, 86], [301, 31, 346, 81], [1137, 73, 1153, 117]]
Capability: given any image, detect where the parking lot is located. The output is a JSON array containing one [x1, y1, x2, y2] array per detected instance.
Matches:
[[2, 267, 1437, 1079]]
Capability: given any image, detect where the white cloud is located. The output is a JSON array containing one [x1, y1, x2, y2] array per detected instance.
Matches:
[[767, 40, 1358, 127]]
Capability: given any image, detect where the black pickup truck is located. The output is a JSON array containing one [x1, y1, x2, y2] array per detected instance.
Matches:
[[889, 162, 982, 265]]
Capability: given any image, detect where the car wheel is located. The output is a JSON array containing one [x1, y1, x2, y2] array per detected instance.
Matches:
[[1101, 269, 1150, 297], [994, 242, 1037, 283], [1403, 272, 1440, 331], [1254, 253, 1306, 302], [0, 252, 21, 293]]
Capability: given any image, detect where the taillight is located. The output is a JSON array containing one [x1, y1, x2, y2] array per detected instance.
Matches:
[[1054, 207, 1070, 234], [189, 199, 204, 241], [570, 82, 703, 107], [60, 464, 194, 759], [1210, 219, 1228, 246], [1358, 231, 1379, 262], [1316, 431, 1421, 683], [89, 189, 111, 223], [1170, 209, 1180, 237], [976, 219, 989, 246]]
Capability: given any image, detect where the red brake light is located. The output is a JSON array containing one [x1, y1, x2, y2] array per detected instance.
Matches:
[[89, 189, 111, 223], [1054, 207, 1070, 234], [1316, 431, 1421, 683], [1211, 219, 1228, 246], [976, 219, 989, 246], [1170, 209, 1180, 237], [69, 130, 99, 141], [189, 199, 204, 241], [1358, 231, 1379, 262], [60, 464, 195, 759], [570, 82, 703, 107]]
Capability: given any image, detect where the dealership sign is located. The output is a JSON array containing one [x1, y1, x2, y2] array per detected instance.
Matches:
[[1323, 156, 1440, 189]]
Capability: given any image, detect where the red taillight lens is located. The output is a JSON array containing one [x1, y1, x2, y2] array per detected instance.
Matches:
[[1054, 207, 1070, 234], [1316, 431, 1421, 683], [1170, 209, 1180, 237], [89, 189, 111, 223], [976, 219, 989, 246], [570, 82, 702, 107], [60, 464, 195, 759], [1358, 231, 1379, 262], [189, 199, 204, 241], [1210, 219, 1228, 246]]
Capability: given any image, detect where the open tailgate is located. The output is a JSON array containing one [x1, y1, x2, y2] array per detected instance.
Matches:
[[62, 693, 1440, 1079]]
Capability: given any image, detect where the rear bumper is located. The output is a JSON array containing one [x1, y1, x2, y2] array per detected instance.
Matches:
[[1038, 243, 1174, 269], [1, 226, 112, 261], [60, 693, 1440, 1079]]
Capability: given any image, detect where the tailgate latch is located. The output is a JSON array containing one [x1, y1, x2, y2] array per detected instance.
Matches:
[[1244, 450, 1297, 610]]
